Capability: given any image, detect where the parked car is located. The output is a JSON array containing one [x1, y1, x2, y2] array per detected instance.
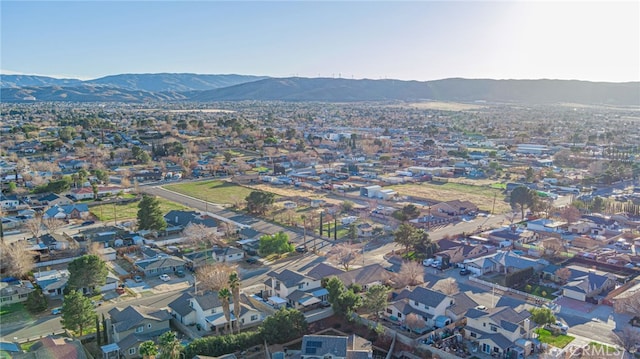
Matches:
[[295, 246, 308, 253], [80, 220, 95, 226], [51, 307, 62, 315], [245, 257, 258, 264], [134, 275, 143, 283], [459, 268, 471, 275], [422, 258, 433, 267], [319, 301, 331, 308], [175, 270, 185, 278], [159, 274, 171, 282]]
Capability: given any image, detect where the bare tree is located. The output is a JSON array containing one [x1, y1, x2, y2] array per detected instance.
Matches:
[[24, 215, 44, 241], [614, 327, 640, 353], [183, 223, 222, 248], [560, 206, 581, 226], [432, 278, 459, 295], [405, 313, 427, 332], [614, 290, 640, 315], [555, 268, 572, 284], [86, 240, 106, 260], [327, 243, 361, 271], [0, 241, 35, 278], [44, 218, 65, 234], [196, 263, 236, 293], [394, 261, 424, 288], [543, 238, 565, 256]]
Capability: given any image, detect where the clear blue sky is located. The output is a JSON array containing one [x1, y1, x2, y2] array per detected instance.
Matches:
[[1, 1, 638, 82]]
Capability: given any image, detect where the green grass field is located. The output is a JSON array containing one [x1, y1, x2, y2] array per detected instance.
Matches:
[[91, 198, 189, 221], [164, 180, 255, 205], [534, 328, 575, 348], [0, 303, 32, 324]]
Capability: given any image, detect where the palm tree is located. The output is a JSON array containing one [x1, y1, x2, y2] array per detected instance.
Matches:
[[139, 340, 158, 359], [228, 272, 241, 333], [158, 331, 182, 359], [218, 288, 232, 333]]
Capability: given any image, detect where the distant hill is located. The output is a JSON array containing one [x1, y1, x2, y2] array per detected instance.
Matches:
[[0, 85, 187, 103], [84, 73, 270, 92], [0, 75, 83, 88], [192, 77, 640, 106], [0, 73, 268, 92], [1, 73, 638, 106]]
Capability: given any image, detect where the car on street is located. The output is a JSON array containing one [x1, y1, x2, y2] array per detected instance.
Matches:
[[51, 307, 62, 315], [159, 274, 171, 282], [80, 220, 95, 226], [295, 246, 308, 253]]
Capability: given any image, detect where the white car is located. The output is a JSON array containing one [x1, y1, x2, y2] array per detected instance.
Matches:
[[554, 321, 569, 332], [159, 274, 171, 282]]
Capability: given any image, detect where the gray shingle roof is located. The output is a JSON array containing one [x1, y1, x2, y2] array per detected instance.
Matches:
[[302, 335, 348, 357], [168, 292, 194, 317], [407, 286, 449, 308], [306, 262, 344, 280], [108, 305, 171, 333], [267, 269, 308, 288]]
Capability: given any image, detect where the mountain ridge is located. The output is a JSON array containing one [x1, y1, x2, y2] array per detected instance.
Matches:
[[1, 74, 638, 106]]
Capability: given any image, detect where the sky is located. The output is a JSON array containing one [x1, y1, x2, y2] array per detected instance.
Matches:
[[1, 1, 639, 82]]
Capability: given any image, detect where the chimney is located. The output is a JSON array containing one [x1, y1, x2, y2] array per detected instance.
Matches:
[[523, 318, 531, 338]]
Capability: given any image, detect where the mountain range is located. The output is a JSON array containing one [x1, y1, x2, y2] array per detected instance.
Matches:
[[1, 73, 638, 106]]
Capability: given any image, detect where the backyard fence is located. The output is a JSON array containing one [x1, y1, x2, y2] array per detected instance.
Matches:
[[468, 276, 550, 304]]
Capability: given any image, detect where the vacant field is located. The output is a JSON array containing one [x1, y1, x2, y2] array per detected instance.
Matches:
[[389, 182, 510, 213], [249, 184, 347, 206], [165, 180, 255, 205], [92, 198, 189, 221]]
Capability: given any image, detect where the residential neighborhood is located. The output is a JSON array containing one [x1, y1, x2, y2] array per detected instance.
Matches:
[[1, 99, 639, 359]]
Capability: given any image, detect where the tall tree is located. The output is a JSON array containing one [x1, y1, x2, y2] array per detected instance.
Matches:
[[67, 254, 108, 293], [245, 191, 275, 215], [325, 276, 362, 316], [393, 223, 420, 252], [510, 186, 535, 219], [218, 288, 232, 333], [158, 331, 182, 359], [137, 195, 167, 231], [228, 272, 241, 334], [560, 206, 581, 226], [363, 284, 389, 321], [182, 223, 221, 248], [258, 231, 293, 256], [139, 340, 158, 359], [529, 307, 555, 327], [61, 290, 95, 337], [260, 308, 307, 344]]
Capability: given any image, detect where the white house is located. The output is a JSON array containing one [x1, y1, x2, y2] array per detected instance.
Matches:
[[464, 306, 533, 358], [168, 292, 263, 333], [263, 269, 325, 310], [212, 246, 245, 263], [385, 286, 453, 329]]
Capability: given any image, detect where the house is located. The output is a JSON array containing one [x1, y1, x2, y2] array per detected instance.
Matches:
[[34, 269, 119, 296], [335, 263, 392, 290], [567, 221, 594, 235], [0, 280, 33, 304], [34, 269, 69, 297], [295, 334, 372, 359], [168, 291, 263, 333], [434, 239, 492, 265], [431, 200, 478, 216], [263, 269, 326, 310], [14, 336, 89, 359], [107, 305, 171, 359], [561, 266, 617, 302], [39, 233, 70, 251], [212, 246, 245, 263], [464, 306, 533, 358], [0, 193, 20, 210], [446, 291, 479, 322], [0, 341, 22, 356], [164, 210, 217, 231], [31, 193, 71, 207], [356, 223, 373, 238], [465, 251, 548, 275], [43, 204, 90, 220], [385, 286, 454, 329], [134, 255, 187, 276]]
